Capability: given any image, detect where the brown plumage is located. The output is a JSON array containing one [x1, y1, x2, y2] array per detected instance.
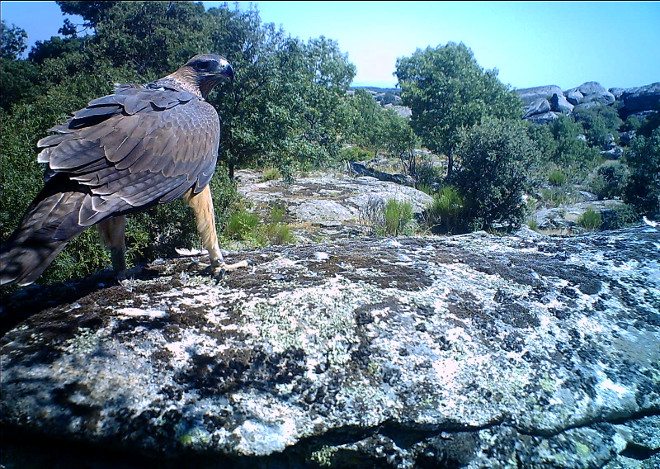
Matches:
[[1, 54, 245, 286]]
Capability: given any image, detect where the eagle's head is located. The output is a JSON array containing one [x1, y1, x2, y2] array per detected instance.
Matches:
[[176, 54, 234, 98]]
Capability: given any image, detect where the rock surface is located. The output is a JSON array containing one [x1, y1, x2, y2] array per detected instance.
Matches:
[[516, 85, 565, 106], [2, 225, 660, 468], [618, 83, 660, 118], [236, 171, 433, 241], [516, 81, 660, 124], [532, 199, 629, 233]]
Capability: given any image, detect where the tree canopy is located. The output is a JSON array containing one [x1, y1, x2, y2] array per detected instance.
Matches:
[[0, 1, 357, 285], [395, 42, 523, 176]]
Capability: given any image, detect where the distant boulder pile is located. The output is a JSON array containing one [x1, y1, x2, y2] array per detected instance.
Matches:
[[517, 81, 660, 124]]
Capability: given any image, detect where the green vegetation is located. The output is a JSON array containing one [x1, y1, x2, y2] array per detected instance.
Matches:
[[573, 105, 622, 150], [382, 199, 414, 236], [425, 186, 465, 233], [590, 162, 628, 200], [261, 167, 283, 182], [361, 198, 415, 236], [2, 3, 658, 288], [395, 42, 522, 177], [225, 205, 294, 247], [623, 129, 660, 217], [450, 118, 542, 231], [577, 208, 603, 231], [548, 170, 567, 187]]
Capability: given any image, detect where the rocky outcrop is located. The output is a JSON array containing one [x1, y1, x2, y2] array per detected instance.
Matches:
[[517, 81, 660, 124], [568, 82, 616, 106], [550, 92, 574, 113], [236, 171, 432, 241], [516, 85, 565, 106], [531, 199, 628, 233], [617, 82, 660, 118], [2, 225, 659, 468]]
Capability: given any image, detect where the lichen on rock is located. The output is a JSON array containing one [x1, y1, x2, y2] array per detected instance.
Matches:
[[1, 226, 659, 468]]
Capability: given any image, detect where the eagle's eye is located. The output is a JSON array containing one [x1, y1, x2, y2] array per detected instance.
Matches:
[[195, 60, 213, 72]]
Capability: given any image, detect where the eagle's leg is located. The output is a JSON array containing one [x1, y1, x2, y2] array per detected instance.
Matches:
[[97, 215, 127, 277], [184, 185, 248, 274]]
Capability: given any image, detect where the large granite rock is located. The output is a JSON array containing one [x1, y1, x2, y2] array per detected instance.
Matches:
[[550, 92, 574, 113], [532, 199, 628, 233], [572, 82, 616, 106], [523, 98, 551, 119], [236, 172, 432, 242], [516, 85, 564, 106], [2, 225, 659, 468], [525, 111, 559, 125], [517, 81, 659, 124], [618, 83, 660, 118]]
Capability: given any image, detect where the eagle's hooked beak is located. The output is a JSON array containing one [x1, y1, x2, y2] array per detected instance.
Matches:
[[215, 60, 234, 83]]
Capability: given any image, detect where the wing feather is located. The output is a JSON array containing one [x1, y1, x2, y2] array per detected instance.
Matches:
[[37, 84, 221, 225]]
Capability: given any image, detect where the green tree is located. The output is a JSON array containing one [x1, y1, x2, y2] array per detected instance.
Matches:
[[285, 36, 356, 170], [548, 115, 601, 181], [573, 105, 622, 150], [623, 129, 660, 217], [1, 21, 41, 110], [450, 118, 542, 231], [382, 109, 419, 177], [590, 162, 629, 200], [1, 21, 28, 59], [349, 88, 389, 155], [1, 1, 358, 286], [395, 42, 523, 177]]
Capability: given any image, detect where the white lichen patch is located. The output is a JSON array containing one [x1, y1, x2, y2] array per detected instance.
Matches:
[[116, 307, 167, 318]]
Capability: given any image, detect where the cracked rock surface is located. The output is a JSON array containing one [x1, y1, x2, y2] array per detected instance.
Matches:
[[1, 226, 659, 468]]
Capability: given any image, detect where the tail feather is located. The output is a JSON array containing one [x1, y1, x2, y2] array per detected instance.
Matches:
[[0, 240, 69, 286], [1, 183, 92, 286]]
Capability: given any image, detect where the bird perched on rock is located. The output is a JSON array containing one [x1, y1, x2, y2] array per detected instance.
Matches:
[[1, 54, 247, 286]]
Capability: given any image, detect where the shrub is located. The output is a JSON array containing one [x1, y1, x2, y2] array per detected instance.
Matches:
[[526, 217, 539, 231], [262, 223, 294, 245], [548, 170, 567, 186], [548, 115, 602, 182], [224, 204, 294, 247], [383, 199, 413, 236], [450, 118, 541, 231], [573, 106, 622, 150], [425, 185, 466, 233], [577, 208, 602, 231], [602, 203, 638, 230], [261, 167, 283, 182], [340, 145, 372, 162], [414, 160, 443, 189], [225, 210, 260, 240], [623, 129, 660, 217], [590, 162, 629, 200], [361, 198, 414, 236]]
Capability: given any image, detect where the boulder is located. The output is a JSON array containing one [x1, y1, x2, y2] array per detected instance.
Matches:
[[574, 101, 605, 111], [532, 199, 628, 232], [238, 173, 432, 226], [525, 111, 559, 124], [600, 146, 623, 160], [523, 98, 551, 118], [609, 87, 627, 100], [2, 226, 659, 468], [567, 82, 615, 106], [515, 85, 564, 106], [618, 82, 660, 117], [550, 93, 574, 113], [565, 89, 584, 106]]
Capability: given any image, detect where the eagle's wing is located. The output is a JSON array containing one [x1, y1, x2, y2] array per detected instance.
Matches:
[[36, 85, 220, 226]]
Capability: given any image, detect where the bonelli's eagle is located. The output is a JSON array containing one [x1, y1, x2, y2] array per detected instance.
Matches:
[[1, 54, 247, 286]]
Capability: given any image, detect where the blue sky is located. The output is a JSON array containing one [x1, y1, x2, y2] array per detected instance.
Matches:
[[2, 1, 659, 90]]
